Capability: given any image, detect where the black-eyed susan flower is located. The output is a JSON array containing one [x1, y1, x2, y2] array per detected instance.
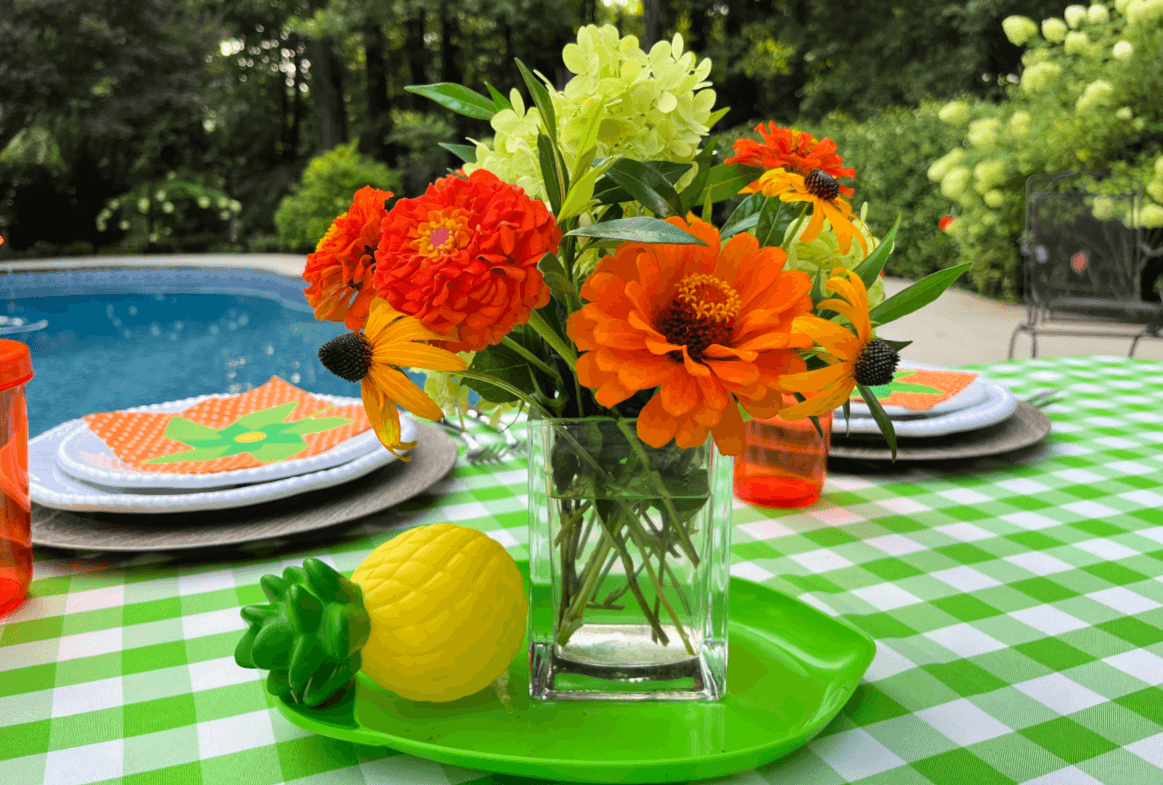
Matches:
[[318, 298, 467, 458], [745, 168, 869, 257]]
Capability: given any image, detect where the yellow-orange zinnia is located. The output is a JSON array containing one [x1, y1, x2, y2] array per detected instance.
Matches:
[[329, 298, 467, 458], [746, 168, 868, 257], [566, 216, 818, 456], [777, 268, 881, 420]]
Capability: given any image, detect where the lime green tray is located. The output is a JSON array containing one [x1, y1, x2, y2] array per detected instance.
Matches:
[[276, 566, 876, 784]]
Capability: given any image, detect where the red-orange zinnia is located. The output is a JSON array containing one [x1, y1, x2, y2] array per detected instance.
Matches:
[[372, 169, 561, 353], [566, 216, 818, 456], [726, 122, 855, 198], [303, 186, 393, 331]]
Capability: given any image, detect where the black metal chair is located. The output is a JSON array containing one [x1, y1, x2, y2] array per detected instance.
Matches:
[[1009, 171, 1163, 358]]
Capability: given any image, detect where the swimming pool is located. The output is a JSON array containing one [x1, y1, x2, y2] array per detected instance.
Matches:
[[2, 267, 396, 437]]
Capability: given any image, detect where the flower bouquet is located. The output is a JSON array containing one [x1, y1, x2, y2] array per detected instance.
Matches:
[[302, 25, 968, 699]]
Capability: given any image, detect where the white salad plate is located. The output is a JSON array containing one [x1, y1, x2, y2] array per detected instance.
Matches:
[[31, 416, 414, 514], [837, 361, 988, 418], [831, 376, 1018, 437], [55, 392, 380, 490]]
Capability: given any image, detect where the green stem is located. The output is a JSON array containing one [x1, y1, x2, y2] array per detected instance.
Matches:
[[502, 336, 563, 386], [526, 309, 578, 369], [454, 371, 555, 418], [780, 202, 811, 251]]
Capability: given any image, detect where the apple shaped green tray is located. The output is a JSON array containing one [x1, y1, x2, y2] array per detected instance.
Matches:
[[275, 563, 876, 784]]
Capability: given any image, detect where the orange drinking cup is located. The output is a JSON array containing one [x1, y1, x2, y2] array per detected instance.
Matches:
[[0, 339, 33, 617], [734, 395, 832, 508]]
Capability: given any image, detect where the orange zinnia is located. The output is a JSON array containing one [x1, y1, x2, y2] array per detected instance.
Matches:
[[372, 169, 560, 353], [777, 268, 899, 420], [726, 123, 855, 198], [566, 216, 818, 456], [746, 168, 869, 257], [303, 186, 393, 331]]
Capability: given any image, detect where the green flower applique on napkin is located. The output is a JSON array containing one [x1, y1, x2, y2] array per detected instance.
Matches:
[[853, 370, 943, 401], [142, 402, 354, 465]]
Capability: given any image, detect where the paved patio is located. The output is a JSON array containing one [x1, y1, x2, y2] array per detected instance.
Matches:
[[4, 254, 1162, 366]]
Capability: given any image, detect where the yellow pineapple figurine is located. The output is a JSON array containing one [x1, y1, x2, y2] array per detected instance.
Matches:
[[234, 523, 527, 705]]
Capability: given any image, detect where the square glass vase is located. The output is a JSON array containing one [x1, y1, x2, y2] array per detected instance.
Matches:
[[527, 416, 732, 701]]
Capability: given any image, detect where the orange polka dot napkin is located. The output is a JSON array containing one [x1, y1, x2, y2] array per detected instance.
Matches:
[[850, 369, 979, 411], [81, 376, 370, 474]]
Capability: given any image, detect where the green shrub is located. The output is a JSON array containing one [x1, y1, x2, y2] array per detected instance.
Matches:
[[96, 173, 239, 253], [930, 1, 1163, 299], [274, 141, 402, 252], [388, 109, 456, 196]]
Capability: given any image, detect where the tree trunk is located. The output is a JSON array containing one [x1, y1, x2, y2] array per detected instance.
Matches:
[[643, 0, 661, 50], [307, 30, 348, 150], [404, 12, 427, 111], [439, 10, 460, 85], [362, 22, 395, 164]]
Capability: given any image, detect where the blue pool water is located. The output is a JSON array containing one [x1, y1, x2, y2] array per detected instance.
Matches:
[[2, 267, 392, 438]]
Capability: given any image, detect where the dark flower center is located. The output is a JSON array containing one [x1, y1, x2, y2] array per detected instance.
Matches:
[[854, 339, 900, 386], [319, 332, 373, 382], [656, 273, 741, 363], [804, 169, 840, 202]]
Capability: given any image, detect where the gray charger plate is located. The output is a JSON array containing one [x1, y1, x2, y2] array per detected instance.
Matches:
[[828, 401, 1051, 462], [31, 421, 458, 552]]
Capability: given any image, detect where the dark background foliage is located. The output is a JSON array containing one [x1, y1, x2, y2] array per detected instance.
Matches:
[[0, 0, 1072, 291]]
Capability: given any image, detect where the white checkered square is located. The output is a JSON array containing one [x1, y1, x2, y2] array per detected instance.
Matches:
[[811, 727, 908, 781], [1054, 469, 1107, 485], [188, 656, 263, 692], [730, 561, 774, 583], [997, 478, 1051, 495], [56, 627, 123, 661], [931, 566, 1002, 592], [866, 534, 926, 556], [1062, 501, 1122, 520], [43, 739, 123, 785], [63, 585, 125, 615], [873, 496, 930, 515], [181, 607, 247, 640], [1005, 552, 1074, 576], [1011, 605, 1089, 636], [864, 642, 916, 682], [178, 569, 239, 597], [924, 623, 1008, 658], [936, 488, 992, 505], [1022, 767, 1104, 785], [916, 698, 1014, 746], [1014, 673, 1107, 715], [1087, 587, 1162, 615], [851, 583, 923, 611], [1103, 649, 1163, 686], [788, 548, 854, 573], [51, 676, 122, 718], [1001, 511, 1062, 531], [1073, 538, 1139, 561], [934, 522, 995, 543], [737, 519, 798, 542], [196, 708, 276, 758], [1126, 732, 1163, 768]]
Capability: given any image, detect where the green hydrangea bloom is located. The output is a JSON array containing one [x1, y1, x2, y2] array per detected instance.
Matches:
[[1007, 110, 1033, 137], [1042, 17, 1068, 42], [941, 166, 971, 198], [1065, 31, 1090, 54], [1076, 80, 1115, 112], [1113, 40, 1134, 59], [927, 148, 966, 182], [1003, 16, 1039, 45], [1021, 61, 1063, 93], [967, 118, 1002, 150], [1064, 5, 1088, 27], [466, 25, 716, 205], [938, 101, 969, 125], [1087, 4, 1110, 24], [783, 212, 886, 307]]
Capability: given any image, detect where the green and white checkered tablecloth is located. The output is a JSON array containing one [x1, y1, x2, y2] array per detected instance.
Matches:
[[2, 356, 1161, 785]]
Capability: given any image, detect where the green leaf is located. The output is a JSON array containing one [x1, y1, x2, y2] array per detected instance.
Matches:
[[537, 134, 563, 214], [704, 164, 759, 204], [602, 159, 679, 217], [810, 268, 828, 308], [870, 263, 971, 326], [235, 402, 299, 431], [484, 82, 511, 111], [720, 193, 764, 240], [754, 196, 785, 248], [851, 216, 900, 289], [646, 161, 694, 186], [570, 104, 605, 184], [405, 83, 495, 121], [705, 106, 730, 131], [538, 252, 576, 295], [558, 162, 607, 220], [858, 383, 897, 461], [514, 59, 557, 143], [249, 440, 312, 464], [464, 330, 545, 404], [161, 416, 223, 445], [565, 217, 708, 245], [677, 138, 717, 215], [439, 143, 477, 164], [880, 338, 912, 352]]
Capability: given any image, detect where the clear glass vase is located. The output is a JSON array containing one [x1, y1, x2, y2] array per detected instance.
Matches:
[[527, 416, 732, 701]]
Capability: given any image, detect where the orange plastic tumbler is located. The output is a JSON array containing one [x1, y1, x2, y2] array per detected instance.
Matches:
[[734, 396, 832, 508], [0, 340, 33, 617]]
